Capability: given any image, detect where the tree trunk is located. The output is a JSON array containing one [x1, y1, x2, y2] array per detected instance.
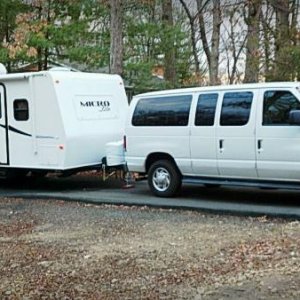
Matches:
[[272, 0, 290, 80], [110, 0, 123, 75], [210, 0, 221, 85], [4, 8, 11, 72], [291, 0, 299, 46], [162, 0, 177, 87], [197, 0, 221, 85], [244, 0, 261, 83], [261, 1, 273, 80], [37, 4, 43, 71], [43, 0, 51, 70]]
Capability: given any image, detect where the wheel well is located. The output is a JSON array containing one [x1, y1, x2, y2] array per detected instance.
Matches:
[[145, 153, 179, 173]]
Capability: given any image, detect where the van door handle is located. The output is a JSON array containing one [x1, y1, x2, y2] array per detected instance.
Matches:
[[257, 139, 262, 150], [219, 139, 224, 151]]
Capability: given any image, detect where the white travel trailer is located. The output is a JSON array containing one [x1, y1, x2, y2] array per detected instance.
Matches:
[[125, 82, 300, 197], [0, 67, 128, 178]]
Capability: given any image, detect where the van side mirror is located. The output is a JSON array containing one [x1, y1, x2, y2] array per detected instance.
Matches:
[[289, 110, 300, 125]]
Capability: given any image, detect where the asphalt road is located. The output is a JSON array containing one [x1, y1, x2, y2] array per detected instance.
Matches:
[[0, 174, 299, 219]]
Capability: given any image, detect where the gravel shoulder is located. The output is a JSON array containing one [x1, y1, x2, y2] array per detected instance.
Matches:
[[0, 197, 299, 299]]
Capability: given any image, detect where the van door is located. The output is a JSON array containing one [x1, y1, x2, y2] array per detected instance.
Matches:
[[216, 90, 258, 178], [0, 84, 8, 165], [190, 93, 219, 176], [256, 89, 300, 180]]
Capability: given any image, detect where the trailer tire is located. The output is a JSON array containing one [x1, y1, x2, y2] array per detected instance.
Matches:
[[3, 169, 28, 181], [148, 160, 181, 197]]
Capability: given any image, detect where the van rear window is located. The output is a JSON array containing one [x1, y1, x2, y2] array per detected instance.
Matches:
[[132, 95, 192, 126]]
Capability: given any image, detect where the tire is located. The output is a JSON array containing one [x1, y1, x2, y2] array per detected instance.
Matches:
[[1, 169, 28, 181], [148, 160, 182, 197]]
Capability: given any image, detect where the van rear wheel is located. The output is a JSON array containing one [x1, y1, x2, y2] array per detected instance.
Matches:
[[148, 160, 181, 197]]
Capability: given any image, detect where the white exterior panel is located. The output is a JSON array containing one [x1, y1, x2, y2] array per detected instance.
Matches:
[[125, 82, 300, 188], [256, 88, 300, 180], [216, 90, 258, 178], [0, 85, 7, 164], [0, 70, 128, 172], [52, 72, 128, 169]]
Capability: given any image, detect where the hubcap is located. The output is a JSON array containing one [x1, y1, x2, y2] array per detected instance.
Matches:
[[152, 167, 171, 192]]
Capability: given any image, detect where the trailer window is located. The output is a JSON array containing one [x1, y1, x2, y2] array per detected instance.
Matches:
[[263, 91, 300, 125], [14, 99, 29, 121], [132, 95, 192, 126]]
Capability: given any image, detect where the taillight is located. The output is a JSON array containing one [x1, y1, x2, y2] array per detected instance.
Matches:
[[123, 135, 127, 151]]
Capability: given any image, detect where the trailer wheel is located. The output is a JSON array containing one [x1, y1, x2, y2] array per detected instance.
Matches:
[[3, 169, 28, 181], [148, 160, 181, 197]]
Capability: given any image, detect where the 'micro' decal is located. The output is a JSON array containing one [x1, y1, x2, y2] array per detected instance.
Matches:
[[74, 95, 117, 120], [80, 101, 111, 112]]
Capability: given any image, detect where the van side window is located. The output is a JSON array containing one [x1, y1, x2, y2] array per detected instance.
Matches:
[[14, 99, 29, 121], [220, 92, 253, 126], [0, 94, 2, 119], [263, 91, 300, 125], [195, 93, 218, 126], [132, 95, 192, 126]]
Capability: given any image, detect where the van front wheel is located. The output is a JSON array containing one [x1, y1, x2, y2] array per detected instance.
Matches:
[[148, 160, 181, 197]]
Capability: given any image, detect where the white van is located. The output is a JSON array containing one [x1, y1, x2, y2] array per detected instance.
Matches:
[[125, 82, 300, 197], [0, 68, 128, 178]]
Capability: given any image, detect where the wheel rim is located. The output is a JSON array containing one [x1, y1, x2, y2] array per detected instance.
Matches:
[[152, 167, 171, 192]]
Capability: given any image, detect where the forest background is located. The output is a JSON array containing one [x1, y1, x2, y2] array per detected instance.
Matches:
[[0, 0, 300, 94]]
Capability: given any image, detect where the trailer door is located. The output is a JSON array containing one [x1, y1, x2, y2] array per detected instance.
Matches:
[[0, 84, 8, 165]]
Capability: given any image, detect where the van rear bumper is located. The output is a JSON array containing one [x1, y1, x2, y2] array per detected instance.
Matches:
[[125, 157, 146, 173]]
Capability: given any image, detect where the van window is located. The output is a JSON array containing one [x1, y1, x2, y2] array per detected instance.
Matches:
[[0, 94, 2, 118], [220, 92, 253, 126], [132, 95, 192, 126], [195, 93, 218, 126], [263, 91, 300, 125], [14, 99, 29, 121]]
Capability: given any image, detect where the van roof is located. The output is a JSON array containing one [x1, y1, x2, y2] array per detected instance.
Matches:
[[134, 82, 300, 98]]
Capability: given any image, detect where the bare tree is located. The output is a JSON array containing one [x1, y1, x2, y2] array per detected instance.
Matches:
[[260, 1, 275, 80], [221, 3, 247, 84], [244, 0, 261, 83], [178, 0, 201, 77], [162, 0, 177, 87], [271, 0, 291, 80], [291, 0, 300, 46], [197, 0, 221, 85], [110, 0, 123, 75]]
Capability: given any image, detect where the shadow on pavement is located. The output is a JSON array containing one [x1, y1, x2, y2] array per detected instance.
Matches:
[[180, 184, 300, 207], [0, 174, 299, 209], [0, 174, 124, 191]]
